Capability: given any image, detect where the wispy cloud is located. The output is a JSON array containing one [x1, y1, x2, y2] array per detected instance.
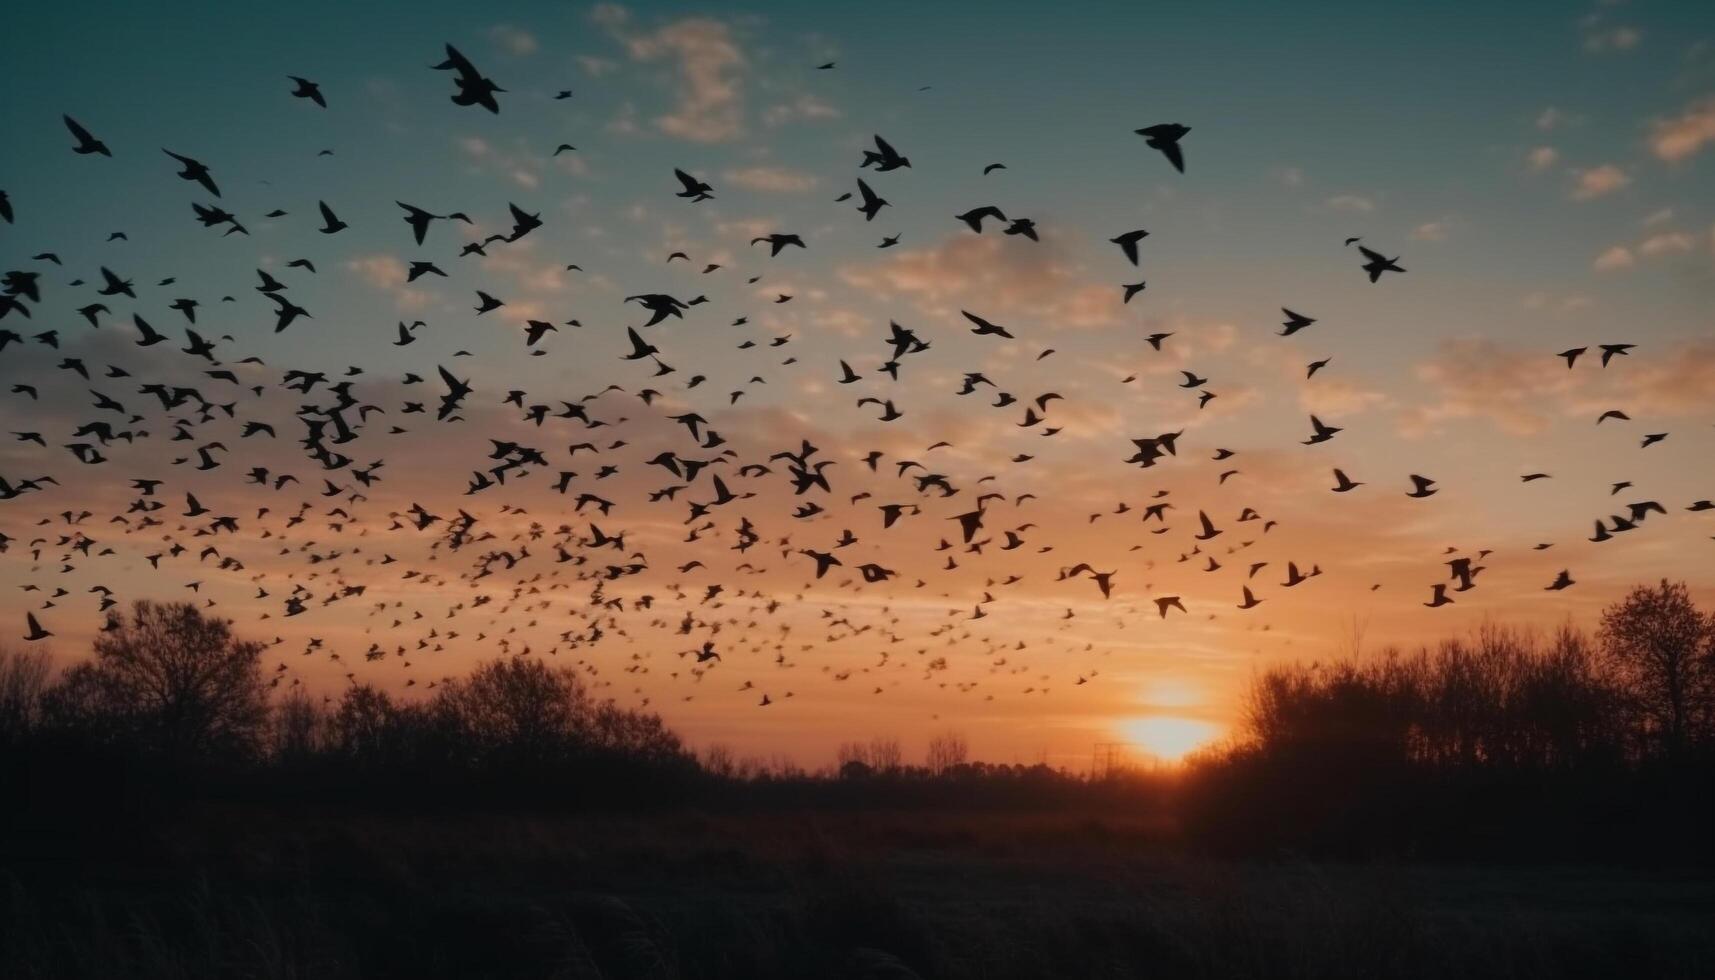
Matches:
[[1592, 245, 1634, 272], [762, 94, 839, 127], [1648, 96, 1715, 163], [625, 18, 746, 143], [1637, 231, 1695, 256], [839, 233, 1121, 331], [723, 166, 818, 193], [1570, 164, 1629, 201], [488, 24, 538, 57], [1324, 194, 1374, 212], [344, 254, 432, 311], [1412, 219, 1452, 242], [1581, 19, 1642, 53], [1400, 338, 1580, 436]]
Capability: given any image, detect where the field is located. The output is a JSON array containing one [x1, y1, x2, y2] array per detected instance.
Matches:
[[6, 807, 1714, 980]]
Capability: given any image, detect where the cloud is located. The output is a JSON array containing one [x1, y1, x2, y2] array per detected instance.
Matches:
[[590, 3, 629, 28], [1583, 23, 1642, 53], [1570, 164, 1629, 201], [346, 253, 405, 289], [1406, 339, 1715, 439], [578, 55, 619, 77], [1399, 338, 1581, 436], [1562, 341, 1715, 419], [1527, 146, 1559, 172], [1522, 291, 1593, 315], [723, 166, 818, 193], [1648, 96, 1715, 163], [838, 233, 1121, 330], [1619, 341, 1715, 416], [762, 95, 839, 127], [1637, 231, 1695, 256], [454, 136, 550, 190], [1536, 107, 1572, 131], [488, 24, 538, 56], [1592, 245, 1634, 271], [1411, 220, 1451, 242], [1299, 379, 1390, 417], [345, 254, 431, 310], [1325, 194, 1374, 212], [1594, 231, 1695, 271], [626, 18, 746, 143]]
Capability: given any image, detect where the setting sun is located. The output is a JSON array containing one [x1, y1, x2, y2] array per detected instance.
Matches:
[[1120, 717, 1222, 763]]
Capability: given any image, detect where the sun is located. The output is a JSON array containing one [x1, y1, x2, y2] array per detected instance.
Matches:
[[1120, 716, 1221, 763]]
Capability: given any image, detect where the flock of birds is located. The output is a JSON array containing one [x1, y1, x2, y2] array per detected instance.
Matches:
[[2, 42, 1708, 716]]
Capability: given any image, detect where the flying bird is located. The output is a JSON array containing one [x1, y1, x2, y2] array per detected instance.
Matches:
[[1357, 245, 1404, 282], [63, 116, 111, 156], [1135, 123, 1189, 173], [673, 169, 714, 202], [288, 76, 326, 107]]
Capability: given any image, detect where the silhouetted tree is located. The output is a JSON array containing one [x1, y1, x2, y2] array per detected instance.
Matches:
[[432, 656, 588, 763], [45, 601, 268, 761], [837, 737, 903, 775], [587, 699, 688, 763], [270, 687, 328, 761], [869, 737, 903, 772], [330, 683, 398, 763], [0, 646, 52, 747], [701, 742, 738, 778], [926, 731, 968, 775], [1598, 580, 1714, 757]]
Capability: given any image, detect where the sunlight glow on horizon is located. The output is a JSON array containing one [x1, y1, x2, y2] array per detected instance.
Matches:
[[1120, 716, 1223, 763]]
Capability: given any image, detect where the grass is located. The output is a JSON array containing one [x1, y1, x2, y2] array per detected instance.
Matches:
[[5, 807, 1714, 979]]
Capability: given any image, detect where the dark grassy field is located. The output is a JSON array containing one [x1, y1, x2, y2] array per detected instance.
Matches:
[[5, 807, 1713, 980]]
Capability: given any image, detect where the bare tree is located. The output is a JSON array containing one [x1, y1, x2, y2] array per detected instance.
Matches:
[[0, 645, 53, 745], [432, 656, 589, 760], [48, 601, 268, 760], [836, 743, 874, 779], [868, 736, 903, 773], [271, 688, 328, 760], [1599, 580, 1714, 756], [587, 699, 687, 763], [926, 730, 968, 775], [701, 742, 737, 778], [331, 683, 398, 761], [836, 740, 871, 769]]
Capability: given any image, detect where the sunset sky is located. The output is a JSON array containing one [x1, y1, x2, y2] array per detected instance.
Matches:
[[2, 0, 1713, 768]]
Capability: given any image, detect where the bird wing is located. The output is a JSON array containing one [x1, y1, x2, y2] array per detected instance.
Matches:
[[1159, 142, 1185, 173]]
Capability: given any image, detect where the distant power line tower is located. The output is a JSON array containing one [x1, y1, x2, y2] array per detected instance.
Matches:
[[1091, 742, 1130, 779]]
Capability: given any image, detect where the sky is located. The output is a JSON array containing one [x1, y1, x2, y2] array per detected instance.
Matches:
[[2, 0, 1714, 769]]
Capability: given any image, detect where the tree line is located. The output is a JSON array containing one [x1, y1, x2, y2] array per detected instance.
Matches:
[[5, 582, 1714, 861], [1182, 579, 1715, 860]]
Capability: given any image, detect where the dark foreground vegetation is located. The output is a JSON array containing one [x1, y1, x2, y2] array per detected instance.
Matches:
[[5, 581, 1715, 978]]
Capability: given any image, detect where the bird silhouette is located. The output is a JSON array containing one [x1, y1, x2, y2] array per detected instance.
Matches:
[[1135, 123, 1189, 172], [23, 612, 53, 641], [673, 168, 714, 202], [63, 116, 111, 156], [1357, 245, 1404, 282], [288, 76, 326, 107]]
